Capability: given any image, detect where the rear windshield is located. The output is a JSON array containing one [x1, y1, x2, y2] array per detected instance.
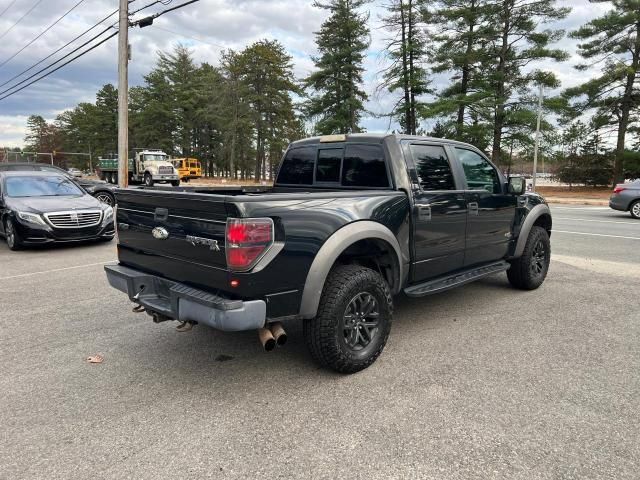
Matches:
[[4, 175, 83, 197], [276, 144, 390, 188]]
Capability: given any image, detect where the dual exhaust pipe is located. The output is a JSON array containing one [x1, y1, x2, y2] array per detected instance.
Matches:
[[258, 322, 287, 352]]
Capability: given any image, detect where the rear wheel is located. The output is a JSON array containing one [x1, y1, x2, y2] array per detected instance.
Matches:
[[4, 218, 22, 251], [507, 226, 550, 290], [144, 173, 154, 187], [303, 264, 393, 374], [630, 200, 640, 219]]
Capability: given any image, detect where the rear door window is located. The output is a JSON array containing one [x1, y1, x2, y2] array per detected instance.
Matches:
[[410, 144, 456, 191], [341, 144, 389, 187]]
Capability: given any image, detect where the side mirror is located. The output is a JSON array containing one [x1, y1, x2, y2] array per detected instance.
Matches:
[[508, 176, 526, 195]]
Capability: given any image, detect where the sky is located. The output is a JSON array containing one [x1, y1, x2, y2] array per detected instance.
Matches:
[[0, 0, 611, 148]]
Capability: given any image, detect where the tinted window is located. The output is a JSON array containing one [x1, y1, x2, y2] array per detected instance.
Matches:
[[342, 144, 389, 187], [5, 175, 83, 197], [456, 148, 501, 193], [316, 149, 342, 183], [411, 144, 455, 191], [277, 146, 315, 184]]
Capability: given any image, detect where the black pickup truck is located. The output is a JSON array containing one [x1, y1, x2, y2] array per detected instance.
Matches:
[[105, 134, 552, 373]]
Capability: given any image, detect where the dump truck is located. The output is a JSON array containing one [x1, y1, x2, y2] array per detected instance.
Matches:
[[98, 149, 180, 186]]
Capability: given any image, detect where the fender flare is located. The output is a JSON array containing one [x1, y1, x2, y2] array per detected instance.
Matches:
[[299, 221, 405, 319], [512, 203, 551, 258]]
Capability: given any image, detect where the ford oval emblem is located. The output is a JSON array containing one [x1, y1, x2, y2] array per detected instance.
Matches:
[[152, 226, 169, 240]]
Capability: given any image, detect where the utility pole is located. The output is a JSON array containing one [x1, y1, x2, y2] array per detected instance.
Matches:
[[117, 0, 129, 188], [532, 84, 543, 191]]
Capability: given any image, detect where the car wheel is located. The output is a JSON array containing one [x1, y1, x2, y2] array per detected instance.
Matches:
[[4, 218, 22, 251], [171, 180, 180, 187], [144, 173, 154, 187], [507, 226, 550, 290], [630, 200, 640, 219], [95, 191, 115, 206], [303, 264, 393, 374]]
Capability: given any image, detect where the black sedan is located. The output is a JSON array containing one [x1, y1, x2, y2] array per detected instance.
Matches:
[[0, 162, 117, 206], [0, 171, 115, 250]]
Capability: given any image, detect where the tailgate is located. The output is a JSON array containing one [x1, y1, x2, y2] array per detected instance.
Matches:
[[116, 188, 231, 271]]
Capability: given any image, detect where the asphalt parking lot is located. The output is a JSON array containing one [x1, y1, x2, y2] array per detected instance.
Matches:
[[1, 205, 638, 479]]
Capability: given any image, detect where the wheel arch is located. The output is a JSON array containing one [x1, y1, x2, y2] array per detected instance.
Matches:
[[511, 204, 552, 258], [299, 221, 405, 319]]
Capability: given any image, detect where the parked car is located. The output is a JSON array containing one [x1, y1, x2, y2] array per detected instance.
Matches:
[[105, 134, 552, 373], [0, 171, 115, 250], [610, 179, 640, 219], [0, 163, 117, 206], [68, 167, 83, 178]]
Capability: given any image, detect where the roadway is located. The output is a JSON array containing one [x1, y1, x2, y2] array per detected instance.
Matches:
[[0, 204, 638, 479]]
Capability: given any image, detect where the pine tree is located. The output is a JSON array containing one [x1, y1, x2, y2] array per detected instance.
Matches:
[[485, 0, 570, 162], [305, 0, 370, 134], [238, 40, 300, 179], [424, 0, 496, 146], [379, 0, 430, 135], [564, 0, 640, 184]]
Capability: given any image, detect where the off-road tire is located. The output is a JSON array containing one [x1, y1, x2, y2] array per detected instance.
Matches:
[[144, 173, 154, 187], [303, 264, 393, 374], [4, 218, 22, 251], [629, 200, 640, 219], [507, 226, 550, 290]]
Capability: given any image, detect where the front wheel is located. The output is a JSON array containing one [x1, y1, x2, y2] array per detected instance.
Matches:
[[507, 226, 551, 290], [171, 180, 180, 187], [630, 200, 640, 219], [144, 173, 154, 187], [94, 191, 115, 206], [4, 218, 23, 251], [303, 264, 393, 374]]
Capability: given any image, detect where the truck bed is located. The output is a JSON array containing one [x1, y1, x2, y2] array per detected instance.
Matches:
[[114, 186, 409, 317]]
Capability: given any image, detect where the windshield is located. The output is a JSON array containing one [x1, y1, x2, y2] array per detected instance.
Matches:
[[144, 154, 167, 162], [5, 176, 83, 197]]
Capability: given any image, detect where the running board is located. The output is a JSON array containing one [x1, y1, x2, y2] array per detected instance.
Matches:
[[404, 261, 510, 297]]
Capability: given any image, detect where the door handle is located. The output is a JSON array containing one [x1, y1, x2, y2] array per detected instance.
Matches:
[[415, 204, 431, 221], [468, 202, 479, 215]]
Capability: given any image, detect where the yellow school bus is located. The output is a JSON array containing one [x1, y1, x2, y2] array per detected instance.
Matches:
[[171, 158, 202, 182]]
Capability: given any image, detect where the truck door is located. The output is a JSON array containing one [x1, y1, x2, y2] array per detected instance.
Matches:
[[407, 142, 467, 281], [453, 147, 516, 266]]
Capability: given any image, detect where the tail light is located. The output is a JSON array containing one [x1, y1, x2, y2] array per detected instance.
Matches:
[[613, 186, 626, 194], [225, 218, 274, 271]]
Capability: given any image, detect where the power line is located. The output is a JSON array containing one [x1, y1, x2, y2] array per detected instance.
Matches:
[[0, 25, 115, 96], [0, 29, 118, 101], [0, 0, 19, 19], [131, 0, 200, 27], [150, 24, 225, 49], [0, 0, 199, 102], [0, 0, 87, 69], [0, 4, 130, 89], [0, 0, 45, 41]]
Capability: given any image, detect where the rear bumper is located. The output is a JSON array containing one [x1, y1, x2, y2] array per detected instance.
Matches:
[[104, 264, 266, 331], [609, 195, 629, 211]]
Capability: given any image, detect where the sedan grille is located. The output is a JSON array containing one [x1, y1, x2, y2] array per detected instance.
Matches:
[[158, 166, 173, 174], [45, 210, 102, 229]]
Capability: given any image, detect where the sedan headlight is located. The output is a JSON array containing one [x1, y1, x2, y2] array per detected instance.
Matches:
[[17, 211, 46, 226], [102, 205, 114, 223]]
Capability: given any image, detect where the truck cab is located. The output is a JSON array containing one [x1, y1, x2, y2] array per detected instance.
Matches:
[[134, 149, 180, 187]]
